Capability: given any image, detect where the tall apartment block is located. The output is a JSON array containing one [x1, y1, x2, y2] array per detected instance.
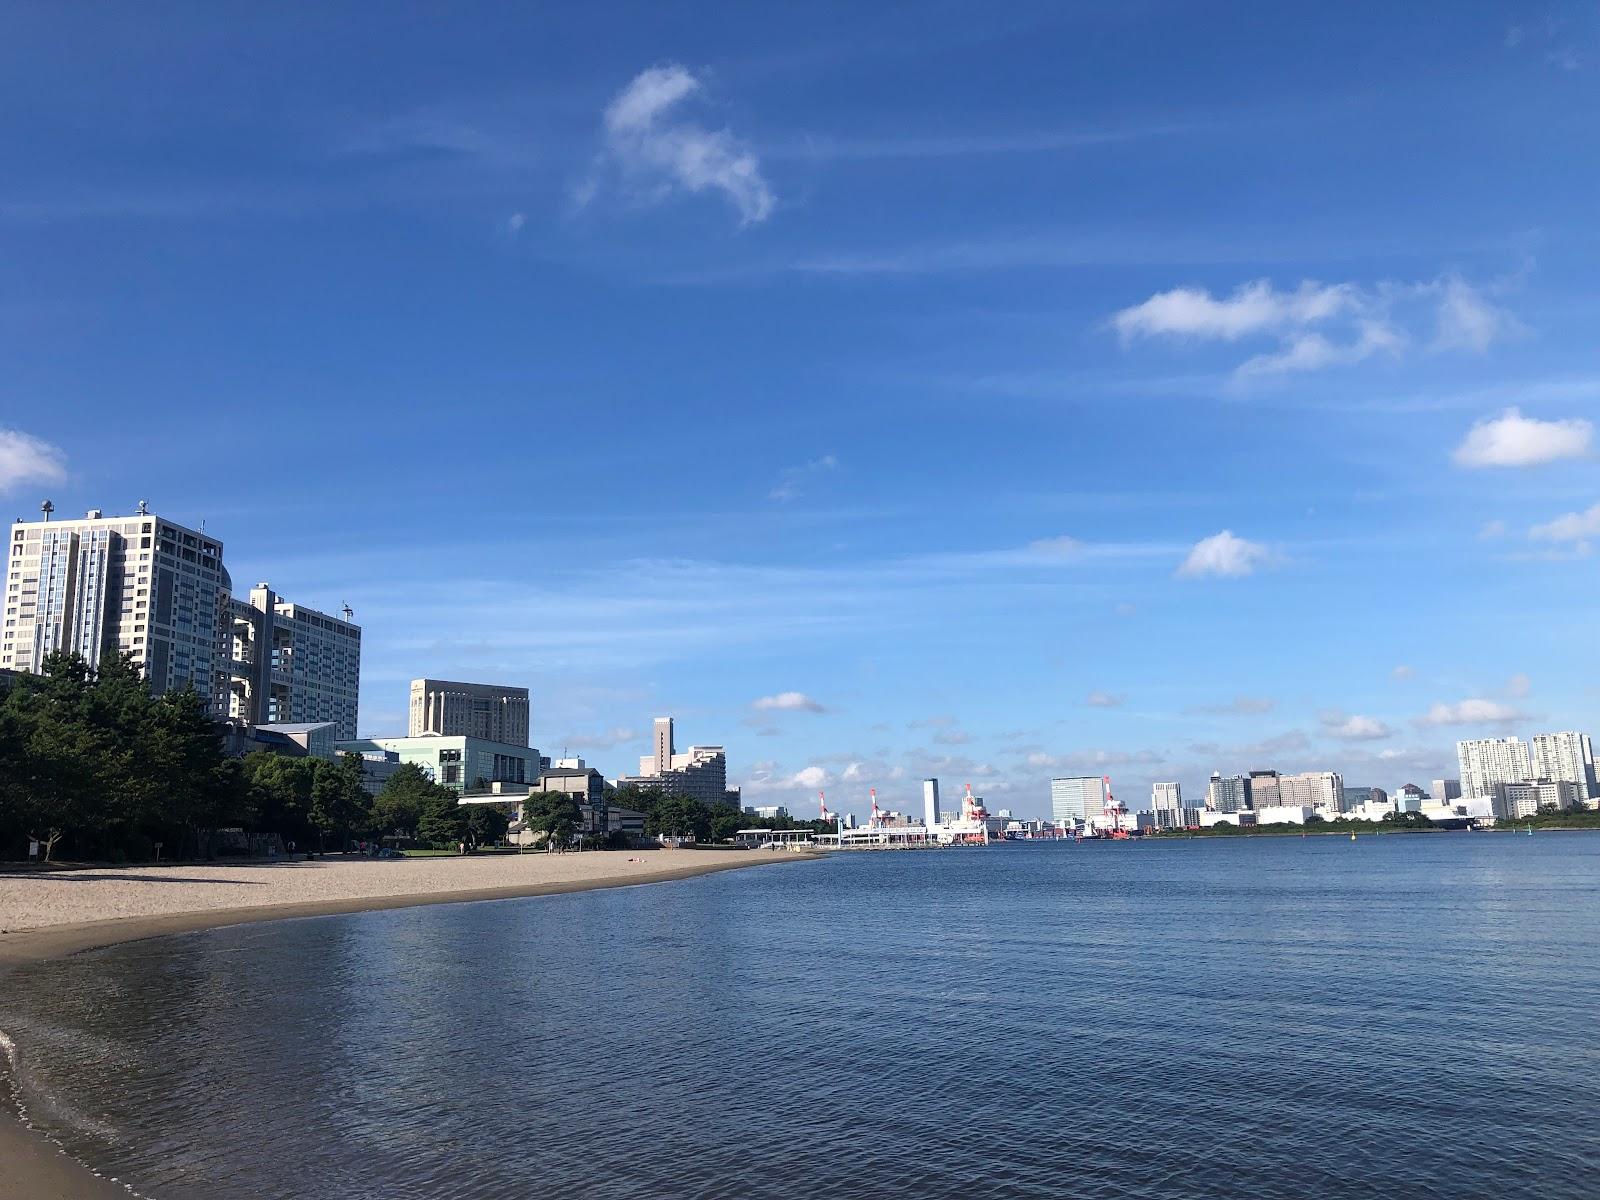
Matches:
[[1457, 737, 1533, 798], [4, 504, 231, 710], [1531, 732, 1597, 799], [615, 716, 740, 808], [230, 583, 362, 741], [409, 679, 529, 746], [1206, 772, 1250, 813]]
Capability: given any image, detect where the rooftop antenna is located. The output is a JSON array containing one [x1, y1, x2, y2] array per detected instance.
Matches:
[[40, 499, 54, 523], [136, 499, 149, 516], [342, 603, 354, 621]]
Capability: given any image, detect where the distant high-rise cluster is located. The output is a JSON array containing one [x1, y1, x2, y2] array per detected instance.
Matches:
[[615, 716, 742, 808]]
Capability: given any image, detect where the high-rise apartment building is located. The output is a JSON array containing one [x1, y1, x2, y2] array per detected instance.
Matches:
[[1206, 772, 1250, 813], [923, 779, 941, 830], [230, 583, 362, 741], [1531, 732, 1597, 800], [1050, 776, 1108, 823], [1279, 770, 1344, 812], [4, 505, 231, 711], [410, 679, 530, 746], [1457, 737, 1532, 798], [615, 716, 740, 808], [1152, 781, 1182, 812]]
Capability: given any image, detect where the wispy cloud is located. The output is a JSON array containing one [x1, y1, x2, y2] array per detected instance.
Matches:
[[1453, 408, 1592, 467], [1086, 691, 1125, 708], [752, 691, 826, 714], [770, 118, 1203, 163], [1111, 274, 1519, 379], [1188, 696, 1277, 716], [560, 726, 640, 751], [1176, 530, 1271, 579], [769, 454, 838, 501], [0, 429, 67, 493], [1529, 501, 1600, 545], [583, 64, 774, 226]]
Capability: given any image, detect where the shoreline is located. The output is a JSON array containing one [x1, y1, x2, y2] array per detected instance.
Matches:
[[0, 848, 822, 1200]]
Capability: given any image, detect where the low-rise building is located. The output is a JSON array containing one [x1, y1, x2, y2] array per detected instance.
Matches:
[[1255, 804, 1316, 826], [1494, 780, 1585, 819], [337, 735, 541, 794], [1200, 809, 1258, 829]]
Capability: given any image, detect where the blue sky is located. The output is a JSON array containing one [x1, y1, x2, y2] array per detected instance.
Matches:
[[2, 2, 1597, 819]]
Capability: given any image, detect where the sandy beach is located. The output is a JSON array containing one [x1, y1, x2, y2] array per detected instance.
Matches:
[[0, 848, 820, 1198]]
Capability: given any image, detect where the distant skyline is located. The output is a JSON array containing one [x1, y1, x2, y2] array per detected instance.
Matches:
[[2, 2, 1597, 818]]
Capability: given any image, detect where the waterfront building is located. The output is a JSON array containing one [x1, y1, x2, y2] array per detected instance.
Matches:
[[1430, 778, 1462, 802], [615, 716, 740, 807], [1495, 779, 1585, 819], [923, 779, 940, 830], [1343, 785, 1384, 809], [1247, 770, 1281, 810], [338, 735, 541, 794], [1457, 737, 1532, 798], [410, 679, 529, 746], [1279, 770, 1344, 812], [5, 505, 231, 711], [1152, 781, 1182, 810], [1530, 732, 1597, 800], [748, 805, 789, 820], [1199, 809, 1257, 829], [229, 583, 361, 740], [1256, 804, 1315, 826], [1050, 776, 1108, 823], [1393, 783, 1428, 812], [1205, 772, 1250, 813]]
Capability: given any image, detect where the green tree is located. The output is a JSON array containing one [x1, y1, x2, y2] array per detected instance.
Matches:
[[309, 754, 373, 850], [465, 803, 510, 848], [522, 790, 582, 851], [416, 790, 469, 849], [647, 794, 711, 841], [370, 762, 439, 841]]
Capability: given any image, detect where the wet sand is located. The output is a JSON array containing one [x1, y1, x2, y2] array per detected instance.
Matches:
[[0, 848, 820, 1198]]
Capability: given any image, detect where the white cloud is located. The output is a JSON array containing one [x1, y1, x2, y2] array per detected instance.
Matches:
[[1321, 712, 1393, 741], [1416, 698, 1526, 727], [1453, 408, 1593, 468], [1111, 274, 1516, 379], [0, 429, 67, 493], [752, 691, 826, 713], [1086, 691, 1125, 708], [1112, 280, 1356, 342], [791, 765, 828, 789], [1026, 748, 1163, 771], [932, 728, 973, 745], [769, 454, 838, 501], [590, 64, 774, 226], [1176, 530, 1271, 579], [1529, 501, 1600, 543], [1391, 665, 1416, 681], [505, 212, 526, 234]]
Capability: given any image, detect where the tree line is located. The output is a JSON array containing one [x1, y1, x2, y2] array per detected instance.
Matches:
[[613, 785, 831, 843], [0, 651, 516, 862]]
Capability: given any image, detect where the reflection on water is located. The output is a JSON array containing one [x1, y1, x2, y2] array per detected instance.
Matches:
[[5, 836, 1600, 1199]]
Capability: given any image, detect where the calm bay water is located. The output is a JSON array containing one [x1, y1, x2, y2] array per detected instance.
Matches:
[[5, 835, 1600, 1199]]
